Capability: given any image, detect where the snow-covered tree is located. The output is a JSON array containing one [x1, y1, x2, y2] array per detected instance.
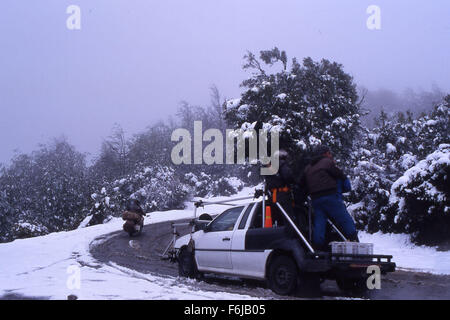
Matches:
[[0, 139, 90, 241], [127, 122, 175, 170], [388, 144, 449, 244], [349, 143, 392, 233], [349, 95, 449, 243], [0, 190, 13, 242], [411, 95, 450, 159], [224, 48, 362, 166], [30, 140, 90, 231], [90, 124, 130, 183]]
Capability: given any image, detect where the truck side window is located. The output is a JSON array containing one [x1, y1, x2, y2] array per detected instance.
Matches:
[[208, 206, 244, 232], [238, 203, 254, 230]]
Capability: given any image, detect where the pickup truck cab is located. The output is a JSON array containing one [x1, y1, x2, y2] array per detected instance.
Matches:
[[173, 199, 395, 296]]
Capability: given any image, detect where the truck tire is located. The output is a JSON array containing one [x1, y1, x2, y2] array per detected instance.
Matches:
[[267, 255, 298, 295], [178, 247, 200, 279]]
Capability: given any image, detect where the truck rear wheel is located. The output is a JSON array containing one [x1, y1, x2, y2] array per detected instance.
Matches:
[[178, 247, 200, 279], [267, 255, 298, 295]]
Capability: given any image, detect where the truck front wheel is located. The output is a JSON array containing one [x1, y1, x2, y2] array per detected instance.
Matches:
[[267, 255, 298, 295]]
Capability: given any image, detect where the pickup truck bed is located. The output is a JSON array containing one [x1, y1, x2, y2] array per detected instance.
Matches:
[[304, 251, 396, 276]]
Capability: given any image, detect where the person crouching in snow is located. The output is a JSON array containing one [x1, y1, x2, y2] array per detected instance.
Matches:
[[299, 145, 358, 251], [122, 199, 145, 237]]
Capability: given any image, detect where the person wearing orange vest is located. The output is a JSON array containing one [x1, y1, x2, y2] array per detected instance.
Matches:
[[264, 150, 296, 225]]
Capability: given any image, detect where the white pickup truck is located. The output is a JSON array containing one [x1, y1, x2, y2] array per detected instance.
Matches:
[[172, 193, 395, 296]]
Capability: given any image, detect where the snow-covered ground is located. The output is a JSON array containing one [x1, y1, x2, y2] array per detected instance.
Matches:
[[0, 187, 449, 300], [359, 232, 450, 275]]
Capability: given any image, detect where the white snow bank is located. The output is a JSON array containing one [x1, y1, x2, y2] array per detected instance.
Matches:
[[0, 188, 259, 300], [359, 231, 450, 275]]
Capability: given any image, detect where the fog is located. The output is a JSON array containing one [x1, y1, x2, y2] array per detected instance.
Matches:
[[0, 0, 449, 164]]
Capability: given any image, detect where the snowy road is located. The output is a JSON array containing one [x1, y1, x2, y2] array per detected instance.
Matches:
[[90, 219, 450, 300]]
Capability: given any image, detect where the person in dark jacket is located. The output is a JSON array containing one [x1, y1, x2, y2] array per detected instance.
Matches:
[[264, 149, 296, 222], [122, 199, 145, 237], [299, 145, 358, 250]]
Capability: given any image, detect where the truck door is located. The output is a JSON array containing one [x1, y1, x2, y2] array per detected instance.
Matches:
[[231, 202, 272, 279], [195, 206, 244, 270]]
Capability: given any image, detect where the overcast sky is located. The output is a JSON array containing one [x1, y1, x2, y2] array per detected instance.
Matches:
[[0, 0, 449, 164]]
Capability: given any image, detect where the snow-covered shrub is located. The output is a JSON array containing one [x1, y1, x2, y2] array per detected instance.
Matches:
[[184, 172, 214, 197], [211, 176, 244, 197], [128, 166, 189, 211], [11, 219, 49, 239], [349, 151, 392, 233], [388, 144, 449, 245], [184, 173, 244, 197], [83, 166, 189, 225], [81, 188, 113, 227]]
